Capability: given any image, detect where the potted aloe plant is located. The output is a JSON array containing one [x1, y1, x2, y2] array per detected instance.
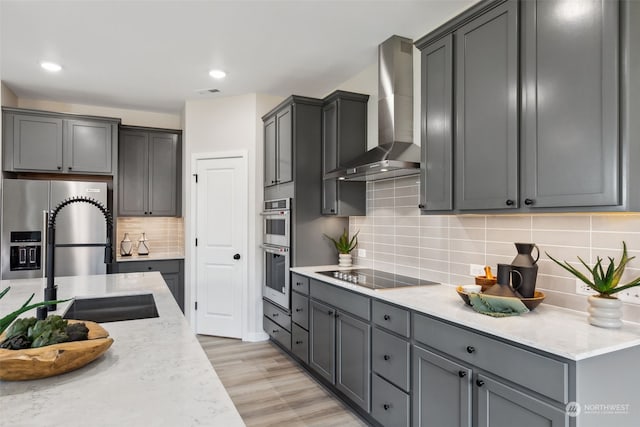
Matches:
[[547, 242, 640, 328], [324, 229, 359, 267]]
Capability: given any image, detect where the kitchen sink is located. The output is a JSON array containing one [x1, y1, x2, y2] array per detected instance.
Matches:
[[62, 294, 159, 323]]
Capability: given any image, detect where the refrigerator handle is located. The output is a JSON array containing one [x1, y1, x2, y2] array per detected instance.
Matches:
[[42, 210, 48, 279]]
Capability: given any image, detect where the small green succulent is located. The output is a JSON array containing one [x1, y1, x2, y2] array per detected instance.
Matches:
[[546, 242, 640, 298], [324, 229, 359, 254], [0, 286, 68, 335]]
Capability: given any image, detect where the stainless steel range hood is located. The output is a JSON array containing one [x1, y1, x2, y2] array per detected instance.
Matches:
[[325, 35, 420, 182]]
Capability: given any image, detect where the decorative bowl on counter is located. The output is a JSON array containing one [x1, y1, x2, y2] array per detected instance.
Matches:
[[456, 286, 545, 311], [475, 276, 497, 291], [0, 320, 113, 381]]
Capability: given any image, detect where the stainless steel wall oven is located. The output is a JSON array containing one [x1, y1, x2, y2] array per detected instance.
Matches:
[[261, 198, 291, 310]]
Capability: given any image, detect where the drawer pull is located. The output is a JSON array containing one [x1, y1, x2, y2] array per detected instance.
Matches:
[[295, 340, 303, 345], [296, 282, 303, 287], [272, 329, 279, 334], [383, 354, 391, 361], [505, 199, 514, 206], [272, 313, 279, 317], [383, 314, 391, 321], [295, 308, 303, 312], [458, 370, 467, 378], [524, 198, 534, 206], [466, 346, 475, 354], [476, 379, 485, 387], [328, 310, 334, 315], [148, 267, 153, 271], [383, 404, 391, 411]]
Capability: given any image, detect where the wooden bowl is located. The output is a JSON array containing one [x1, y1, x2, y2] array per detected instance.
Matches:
[[0, 320, 113, 381], [456, 286, 473, 306], [475, 276, 497, 291], [519, 291, 546, 311]]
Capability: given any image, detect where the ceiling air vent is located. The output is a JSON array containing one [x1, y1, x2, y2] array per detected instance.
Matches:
[[196, 88, 220, 95]]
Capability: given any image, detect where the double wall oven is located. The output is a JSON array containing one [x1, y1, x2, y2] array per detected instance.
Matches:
[[261, 198, 290, 310]]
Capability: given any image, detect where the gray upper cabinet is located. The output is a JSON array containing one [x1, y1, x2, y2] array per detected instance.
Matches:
[[264, 105, 292, 187], [455, 0, 519, 211], [2, 108, 118, 174], [321, 91, 368, 216], [64, 119, 112, 173], [118, 126, 181, 217], [521, 0, 619, 209], [419, 34, 454, 212]]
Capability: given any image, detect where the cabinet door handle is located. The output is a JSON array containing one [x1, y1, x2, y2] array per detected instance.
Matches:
[[524, 198, 534, 206], [505, 199, 514, 206], [295, 340, 303, 345], [383, 314, 391, 321], [272, 313, 278, 317], [144, 212, 148, 215], [327, 310, 334, 316], [383, 354, 391, 361], [383, 404, 390, 411], [330, 209, 335, 213], [148, 267, 153, 271], [335, 313, 340, 318], [295, 308, 302, 312], [57, 166, 62, 170], [466, 346, 475, 354], [272, 329, 279, 334], [68, 166, 72, 171], [476, 379, 485, 387], [296, 282, 303, 287], [418, 204, 425, 209], [458, 370, 467, 378], [149, 212, 152, 215]]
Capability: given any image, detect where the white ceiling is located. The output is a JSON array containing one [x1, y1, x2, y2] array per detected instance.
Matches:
[[1, 0, 477, 114]]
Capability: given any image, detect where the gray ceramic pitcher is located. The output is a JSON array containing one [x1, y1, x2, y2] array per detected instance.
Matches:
[[510, 243, 539, 298]]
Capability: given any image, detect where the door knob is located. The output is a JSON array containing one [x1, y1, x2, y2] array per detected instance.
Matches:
[[233, 254, 241, 260]]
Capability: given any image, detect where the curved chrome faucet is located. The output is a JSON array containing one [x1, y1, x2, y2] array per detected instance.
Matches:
[[38, 196, 114, 319]]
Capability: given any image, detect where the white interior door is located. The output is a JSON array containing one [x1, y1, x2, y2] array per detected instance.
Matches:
[[195, 155, 247, 338]]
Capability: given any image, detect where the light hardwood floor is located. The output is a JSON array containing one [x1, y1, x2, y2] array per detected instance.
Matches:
[[197, 335, 369, 427]]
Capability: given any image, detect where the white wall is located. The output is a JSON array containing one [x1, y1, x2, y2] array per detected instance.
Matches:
[[183, 93, 282, 341], [1, 82, 18, 107], [16, 98, 181, 129]]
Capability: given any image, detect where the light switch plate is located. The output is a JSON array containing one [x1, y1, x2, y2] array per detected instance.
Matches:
[[469, 264, 485, 277], [357, 248, 366, 258]]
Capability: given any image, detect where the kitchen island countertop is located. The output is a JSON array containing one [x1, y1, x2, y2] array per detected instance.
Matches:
[[292, 265, 640, 361], [0, 272, 244, 427]]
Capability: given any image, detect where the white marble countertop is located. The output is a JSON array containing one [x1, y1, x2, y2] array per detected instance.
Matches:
[[292, 265, 640, 361], [0, 273, 244, 427], [116, 250, 185, 262]]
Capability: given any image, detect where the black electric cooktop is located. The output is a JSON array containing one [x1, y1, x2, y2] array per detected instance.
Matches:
[[317, 269, 439, 290]]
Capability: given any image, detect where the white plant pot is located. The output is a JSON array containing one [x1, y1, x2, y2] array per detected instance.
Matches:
[[338, 253, 352, 267], [588, 295, 623, 329]]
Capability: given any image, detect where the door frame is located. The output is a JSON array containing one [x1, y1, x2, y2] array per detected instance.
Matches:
[[189, 150, 249, 338]]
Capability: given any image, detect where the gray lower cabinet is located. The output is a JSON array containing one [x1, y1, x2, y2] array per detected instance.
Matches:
[[309, 291, 371, 413], [454, 0, 519, 211], [520, 0, 620, 209], [291, 323, 309, 364], [419, 34, 453, 212], [118, 126, 181, 216], [413, 345, 472, 427], [477, 374, 567, 427], [2, 108, 118, 174], [116, 259, 184, 312], [372, 373, 410, 427]]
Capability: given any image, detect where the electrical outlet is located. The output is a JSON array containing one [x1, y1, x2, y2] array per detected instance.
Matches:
[[575, 278, 597, 296], [470, 264, 485, 277], [616, 288, 640, 305], [357, 248, 367, 258]]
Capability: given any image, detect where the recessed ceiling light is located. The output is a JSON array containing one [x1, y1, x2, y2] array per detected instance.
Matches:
[[209, 69, 226, 79], [40, 61, 62, 72]]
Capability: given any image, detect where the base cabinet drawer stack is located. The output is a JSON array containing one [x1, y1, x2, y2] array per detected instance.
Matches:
[[371, 301, 411, 427], [290, 273, 310, 363], [263, 299, 291, 351]]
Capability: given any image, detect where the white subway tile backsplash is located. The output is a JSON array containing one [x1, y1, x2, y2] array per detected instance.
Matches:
[[350, 180, 640, 322]]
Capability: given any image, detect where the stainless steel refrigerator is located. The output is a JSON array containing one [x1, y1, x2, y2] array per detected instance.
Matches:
[[1, 179, 109, 279]]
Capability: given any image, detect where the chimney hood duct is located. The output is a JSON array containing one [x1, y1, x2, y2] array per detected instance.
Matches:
[[325, 35, 420, 182]]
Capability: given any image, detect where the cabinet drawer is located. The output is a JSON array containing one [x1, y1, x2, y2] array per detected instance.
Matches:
[[372, 300, 410, 337], [292, 323, 309, 364], [291, 273, 310, 295], [371, 374, 410, 427], [310, 279, 370, 321], [117, 260, 181, 274], [263, 300, 291, 332], [264, 316, 291, 351], [372, 328, 410, 392], [413, 313, 568, 403], [291, 291, 309, 330]]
